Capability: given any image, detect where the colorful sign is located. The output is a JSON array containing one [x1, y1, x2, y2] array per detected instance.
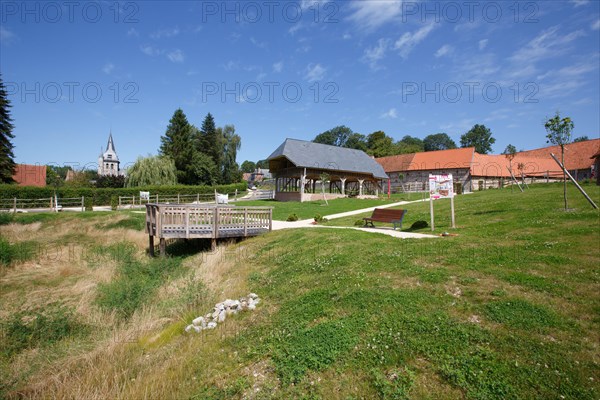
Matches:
[[429, 174, 454, 200]]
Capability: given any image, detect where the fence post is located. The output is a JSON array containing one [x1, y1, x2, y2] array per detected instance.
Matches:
[[235, 189, 238, 201], [50, 196, 53, 210], [197, 193, 199, 203], [156, 194, 159, 203], [177, 194, 180, 203], [119, 196, 122, 208], [13, 197, 17, 214], [81, 196, 84, 212]]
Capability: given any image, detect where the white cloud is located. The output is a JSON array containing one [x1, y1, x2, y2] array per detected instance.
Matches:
[[127, 28, 139, 37], [273, 61, 284, 73], [288, 23, 303, 35], [592, 19, 600, 30], [304, 63, 326, 82], [380, 108, 398, 119], [0, 26, 16, 43], [434, 44, 453, 58], [150, 27, 180, 39], [140, 45, 161, 56], [394, 24, 436, 59], [347, 0, 403, 31], [343, 33, 352, 40], [363, 38, 390, 70], [570, 0, 589, 7], [511, 26, 585, 64], [250, 37, 267, 49], [167, 49, 185, 63], [224, 61, 238, 71], [102, 63, 115, 74], [478, 39, 488, 50]]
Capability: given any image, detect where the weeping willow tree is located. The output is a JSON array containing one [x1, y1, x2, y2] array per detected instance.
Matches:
[[126, 155, 178, 187]]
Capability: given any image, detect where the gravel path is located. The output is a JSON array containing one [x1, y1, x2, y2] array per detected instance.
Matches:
[[271, 199, 437, 239]]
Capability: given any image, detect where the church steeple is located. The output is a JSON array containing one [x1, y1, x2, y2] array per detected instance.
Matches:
[[98, 130, 122, 176]]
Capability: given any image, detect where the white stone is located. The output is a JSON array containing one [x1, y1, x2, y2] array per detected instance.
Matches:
[[193, 325, 201, 333], [248, 303, 256, 310], [249, 293, 259, 299], [206, 321, 217, 329], [218, 310, 226, 322], [192, 316, 205, 326], [185, 324, 194, 333]]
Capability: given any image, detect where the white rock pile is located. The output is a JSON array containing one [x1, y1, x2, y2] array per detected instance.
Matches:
[[185, 293, 260, 333]]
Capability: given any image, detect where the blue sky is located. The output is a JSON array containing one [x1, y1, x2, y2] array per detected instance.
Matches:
[[1, 0, 599, 170]]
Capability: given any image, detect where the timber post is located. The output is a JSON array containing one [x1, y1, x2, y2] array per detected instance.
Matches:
[[159, 238, 166, 257], [149, 235, 155, 257]]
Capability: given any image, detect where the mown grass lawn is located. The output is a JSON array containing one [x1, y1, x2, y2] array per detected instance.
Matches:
[[0, 183, 598, 399], [239, 194, 413, 220]]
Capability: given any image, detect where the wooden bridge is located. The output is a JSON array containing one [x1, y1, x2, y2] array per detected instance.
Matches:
[[145, 203, 273, 256]]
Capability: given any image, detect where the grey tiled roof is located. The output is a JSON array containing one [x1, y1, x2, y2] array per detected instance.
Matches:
[[268, 138, 388, 179]]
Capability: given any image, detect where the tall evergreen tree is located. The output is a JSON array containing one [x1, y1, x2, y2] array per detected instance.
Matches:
[[0, 75, 16, 183], [198, 113, 222, 178], [160, 109, 194, 184]]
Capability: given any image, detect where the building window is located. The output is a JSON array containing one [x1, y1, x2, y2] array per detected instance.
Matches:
[[107, 155, 112, 159]]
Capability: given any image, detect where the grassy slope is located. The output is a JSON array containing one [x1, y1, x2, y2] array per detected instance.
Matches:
[[0, 183, 598, 399], [240, 195, 412, 220]]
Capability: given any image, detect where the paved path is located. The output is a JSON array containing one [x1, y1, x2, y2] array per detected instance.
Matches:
[[271, 199, 437, 239]]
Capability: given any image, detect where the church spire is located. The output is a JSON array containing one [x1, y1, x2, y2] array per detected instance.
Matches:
[[107, 130, 116, 153]]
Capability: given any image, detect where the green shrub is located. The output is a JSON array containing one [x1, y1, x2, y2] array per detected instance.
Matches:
[[110, 195, 118, 211], [354, 219, 365, 226], [0, 182, 247, 207], [84, 196, 93, 211], [313, 214, 327, 223], [286, 213, 299, 222]]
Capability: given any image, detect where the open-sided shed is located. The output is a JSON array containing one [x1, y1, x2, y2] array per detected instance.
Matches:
[[267, 138, 389, 202]]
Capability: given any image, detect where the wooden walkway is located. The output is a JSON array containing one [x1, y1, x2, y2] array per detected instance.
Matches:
[[145, 204, 272, 256]]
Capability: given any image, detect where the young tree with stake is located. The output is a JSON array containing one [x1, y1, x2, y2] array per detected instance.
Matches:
[[544, 112, 573, 210]]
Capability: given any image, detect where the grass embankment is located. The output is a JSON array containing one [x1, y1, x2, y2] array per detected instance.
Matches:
[[0, 183, 598, 399]]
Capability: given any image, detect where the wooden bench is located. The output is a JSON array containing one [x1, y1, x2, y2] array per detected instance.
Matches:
[[363, 208, 407, 230]]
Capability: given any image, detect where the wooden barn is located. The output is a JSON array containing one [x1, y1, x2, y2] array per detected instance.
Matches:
[[267, 139, 389, 202]]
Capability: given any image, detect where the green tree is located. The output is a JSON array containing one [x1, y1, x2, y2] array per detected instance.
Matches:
[[313, 126, 353, 147], [544, 111, 574, 210], [397, 135, 424, 154], [197, 113, 222, 178], [219, 125, 242, 184], [367, 131, 398, 157], [460, 124, 496, 154], [423, 133, 457, 151], [189, 152, 218, 186], [503, 144, 517, 192], [256, 159, 269, 169], [160, 109, 194, 184], [0, 75, 16, 183], [241, 160, 256, 173], [573, 136, 589, 143], [344, 133, 368, 151], [126, 156, 178, 187]]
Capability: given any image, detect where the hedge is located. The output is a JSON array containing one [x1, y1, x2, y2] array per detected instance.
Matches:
[[0, 182, 247, 206]]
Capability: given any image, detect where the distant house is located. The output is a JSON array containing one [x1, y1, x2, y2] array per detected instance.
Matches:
[[267, 138, 388, 202], [591, 149, 600, 186], [377, 138, 600, 192], [12, 164, 47, 187]]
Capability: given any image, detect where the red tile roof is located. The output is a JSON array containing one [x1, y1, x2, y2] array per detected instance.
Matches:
[[376, 139, 599, 179], [518, 138, 599, 170], [13, 164, 47, 187], [377, 148, 475, 172]]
